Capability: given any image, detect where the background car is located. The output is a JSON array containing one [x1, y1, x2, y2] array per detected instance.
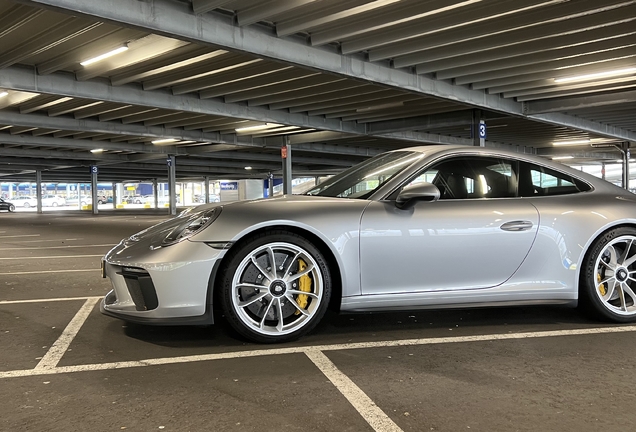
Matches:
[[101, 145, 636, 343], [194, 194, 221, 203], [42, 195, 66, 207], [0, 198, 15, 212], [11, 196, 38, 208], [66, 195, 92, 206]]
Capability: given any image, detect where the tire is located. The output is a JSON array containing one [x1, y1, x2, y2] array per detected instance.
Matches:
[[219, 230, 332, 343], [24, 202, 30, 208], [52, 202, 58, 207], [580, 227, 636, 322], [8, 205, 15, 212]]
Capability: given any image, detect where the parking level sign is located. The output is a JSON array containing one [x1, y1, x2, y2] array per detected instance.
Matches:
[[478, 122, 487, 139], [90, 165, 98, 174]]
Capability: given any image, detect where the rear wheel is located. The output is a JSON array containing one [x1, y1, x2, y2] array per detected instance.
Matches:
[[581, 227, 636, 322], [219, 231, 331, 343]]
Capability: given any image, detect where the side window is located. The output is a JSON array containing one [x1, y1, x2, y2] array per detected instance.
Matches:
[[406, 156, 518, 200], [519, 162, 591, 196]]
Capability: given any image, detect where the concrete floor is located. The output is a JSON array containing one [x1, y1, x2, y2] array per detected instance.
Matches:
[[1, 212, 635, 432]]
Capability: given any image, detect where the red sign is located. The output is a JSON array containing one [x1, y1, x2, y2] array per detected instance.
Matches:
[[281, 146, 288, 159]]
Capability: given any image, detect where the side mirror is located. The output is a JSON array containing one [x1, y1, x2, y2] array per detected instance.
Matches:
[[395, 182, 440, 209]]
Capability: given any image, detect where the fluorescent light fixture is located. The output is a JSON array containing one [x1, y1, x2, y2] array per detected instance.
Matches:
[[244, 166, 253, 170], [80, 46, 129, 66], [0, 91, 8, 98], [90, 148, 104, 153], [235, 123, 282, 132], [552, 139, 590, 146], [552, 156, 574, 160], [555, 67, 636, 83], [152, 138, 178, 145]]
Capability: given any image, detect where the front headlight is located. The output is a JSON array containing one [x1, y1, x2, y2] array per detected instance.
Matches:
[[162, 207, 222, 246]]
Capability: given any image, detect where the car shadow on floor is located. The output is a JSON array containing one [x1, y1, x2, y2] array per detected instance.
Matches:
[[118, 306, 601, 349]]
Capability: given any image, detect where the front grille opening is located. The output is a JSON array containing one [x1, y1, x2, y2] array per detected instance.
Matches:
[[121, 268, 159, 311]]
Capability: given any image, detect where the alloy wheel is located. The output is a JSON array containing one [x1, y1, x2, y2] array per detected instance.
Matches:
[[594, 235, 636, 316]]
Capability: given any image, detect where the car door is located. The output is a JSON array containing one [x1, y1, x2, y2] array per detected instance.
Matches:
[[359, 156, 539, 295]]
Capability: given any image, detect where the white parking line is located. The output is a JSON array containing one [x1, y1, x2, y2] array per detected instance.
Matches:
[[2, 325, 636, 380], [0, 244, 115, 251], [0, 296, 101, 305], [0, 234, 40, 238], [0, 269, 100, 275], [0, 254, 102, 260], [306, 349, 403, 432], [35, 298, 100, 370]]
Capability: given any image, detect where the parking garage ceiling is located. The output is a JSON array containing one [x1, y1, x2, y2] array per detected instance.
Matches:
[[0, 0, 635, 182]]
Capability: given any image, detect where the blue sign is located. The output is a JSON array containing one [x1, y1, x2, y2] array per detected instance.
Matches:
[[478, 122, 487, 139], [90, 166, 99, 174], [166, 158, 172, 167], [220, 182, 238, 191]]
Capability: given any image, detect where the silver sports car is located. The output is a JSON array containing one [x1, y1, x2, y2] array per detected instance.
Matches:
[[101, 145, 636, 343]]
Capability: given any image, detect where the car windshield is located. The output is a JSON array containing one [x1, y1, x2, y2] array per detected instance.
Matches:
[[305, 151, 423, 199]]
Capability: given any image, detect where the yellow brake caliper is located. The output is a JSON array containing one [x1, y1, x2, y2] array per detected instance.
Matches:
[[598, 273, 606, 296], [295, 259, 312, 315]]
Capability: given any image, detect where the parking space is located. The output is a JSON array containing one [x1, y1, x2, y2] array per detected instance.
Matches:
[[2, 213, 636, 431]]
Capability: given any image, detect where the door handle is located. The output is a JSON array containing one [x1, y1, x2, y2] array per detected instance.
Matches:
[[500, 220, 534, 232]]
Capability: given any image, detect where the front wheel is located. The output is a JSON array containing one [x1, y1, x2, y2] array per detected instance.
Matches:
[[24, 202, 30, 208], [219, 231, 332, 343], [8, 204, 15, 212], [581, 227, 636, 322]]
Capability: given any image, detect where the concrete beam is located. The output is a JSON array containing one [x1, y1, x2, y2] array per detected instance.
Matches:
[[525, 90, 636, 114]]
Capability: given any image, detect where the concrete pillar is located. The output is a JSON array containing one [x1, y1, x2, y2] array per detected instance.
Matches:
[[623, 143, 631, 190], [601, 163, 606, 181], [204, 176, 210, 204], [168, 155, 177, 216], [152, 178, 158, 209], [472, 109, 485, 147], [282, 141, 292, 195], [91, 167, 98, 215], [268, 173, 274, 198], [36, 170, 43, 214]]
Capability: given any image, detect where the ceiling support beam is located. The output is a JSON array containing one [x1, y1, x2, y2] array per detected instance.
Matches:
[[524, 90, 636, 114], [18, 0, 636, 143], [527, 113, 636, 143], [20, 0, 518, 114], [367, 110, 476, 134], [191, 0, 232, 15], [0, 65, 366, 136]]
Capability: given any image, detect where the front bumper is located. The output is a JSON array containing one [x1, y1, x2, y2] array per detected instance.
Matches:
[[101, 238, 224, 325]]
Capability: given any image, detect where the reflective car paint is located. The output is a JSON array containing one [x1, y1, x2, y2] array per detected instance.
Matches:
[[101, 145, 636, 324]]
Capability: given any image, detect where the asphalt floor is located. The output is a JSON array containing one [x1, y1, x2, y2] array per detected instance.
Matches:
[[1, 211, 635, 432]]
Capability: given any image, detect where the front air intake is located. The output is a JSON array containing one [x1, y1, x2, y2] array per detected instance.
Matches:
[[120, 268, 159, 311]]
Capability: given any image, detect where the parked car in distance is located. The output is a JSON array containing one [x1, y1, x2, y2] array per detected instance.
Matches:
[[97, 196, 113, 204], [11, 196, 38, 208], [66, 195, 92, 206], [42, 195, 66, 207], [194, 194, 221, 203], [0, 198, 15, 212]]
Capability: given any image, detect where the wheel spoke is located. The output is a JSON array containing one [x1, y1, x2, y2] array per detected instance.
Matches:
[[622, 284, 636, 306], [237, 291, 269, 308], [618, 284, 628, 311], [619, 239, 634, 265], [237, 283, 268, 291], [599, 259, 614, 270], [251, 256, 273, 283], [287, 289, 319, 299], [623, 252, 636, 268], [598, 276, 615, 287], [285, 263, 315, 283], [276, 298, 285, 332], [284, 294, 310, 316], [282, 251, 301, 277], [266, 247, 278, 279], [603, 279, 617, 302], [259, 297, 275, 329]]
